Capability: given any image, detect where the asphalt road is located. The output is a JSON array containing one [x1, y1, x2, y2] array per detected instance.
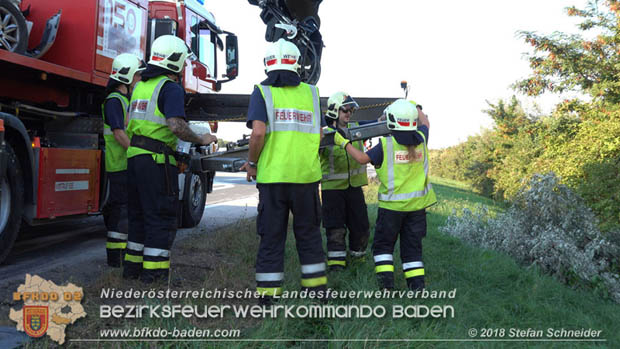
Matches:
[[0, 172, 259, 346], [0, 167, 377, 285], [0, 172, 258, 289], [0, 168, 377, 346]]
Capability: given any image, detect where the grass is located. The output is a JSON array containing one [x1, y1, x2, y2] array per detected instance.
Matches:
[[37, 177, 620, 348]]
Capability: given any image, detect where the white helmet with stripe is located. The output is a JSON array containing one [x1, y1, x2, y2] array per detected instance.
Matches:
[[325, 91, 359, 121], [148, 35, 196, 73], [264, 38, 301, 74], [385, 99, 418, 131], [110, 53, 146, 84]]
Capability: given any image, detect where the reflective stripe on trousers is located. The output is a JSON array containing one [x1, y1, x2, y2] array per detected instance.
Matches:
[[300, 262, 326, 288], [327, 250, 346, 266], [107, 231, 128, 240], [374, 254, 394, 273], [403, 261, 424, 278]]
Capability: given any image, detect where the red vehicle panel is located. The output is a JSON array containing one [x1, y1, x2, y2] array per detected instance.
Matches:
[[19, 0, 148, 86], [22, 0, 98, 74], [36, 148, 101, 219]]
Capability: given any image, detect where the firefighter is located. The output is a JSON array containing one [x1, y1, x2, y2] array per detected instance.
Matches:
[[103, 53, 145, 267], [334, 99, 436, 290], [240, 38, 327, 304], [122, 35, 217, 283], [320, 92, 372, 270]]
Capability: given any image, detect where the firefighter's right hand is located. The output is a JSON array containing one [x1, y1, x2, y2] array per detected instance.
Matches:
[[240, 162, 257, 182], [200, 134, 218, 145], [333, 132, 350, 149]]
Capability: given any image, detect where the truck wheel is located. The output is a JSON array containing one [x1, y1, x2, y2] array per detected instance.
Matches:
[[180, 172, 206, 228], [0, 0, 29, 54], [0, 143, 24, 264]]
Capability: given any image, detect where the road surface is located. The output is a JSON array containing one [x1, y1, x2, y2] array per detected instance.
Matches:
[[0, 172, 258, 301]]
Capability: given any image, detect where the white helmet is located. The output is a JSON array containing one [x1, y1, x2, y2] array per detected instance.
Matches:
[[264, 38, 301, 74], [325, 91, 359, 120], [110, 53, 146, 84], [385, 99, 418, 131], [148, 35, 196, 73]]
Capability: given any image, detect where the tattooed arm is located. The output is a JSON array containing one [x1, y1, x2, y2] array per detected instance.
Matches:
[[166, 117, 216, 145]]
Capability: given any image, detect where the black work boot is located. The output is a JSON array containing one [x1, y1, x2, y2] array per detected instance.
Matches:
[[302, 285, 330, 304], [140, 269, 168, 284], [407, 276, 425, 291], [376, 273, 394, 290], [328, 264, 345, 272], [107, 250, 125, 268], [122, 262, 141, 280], [258, 295, 277, 306]]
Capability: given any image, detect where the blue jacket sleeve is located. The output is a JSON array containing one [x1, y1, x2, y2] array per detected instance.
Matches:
[[418, 125, 429, 144], [158, 81, 186, 120], [104, 98, 125, 131], [247, 86, 268, 129], [366, 140, 384, 167]]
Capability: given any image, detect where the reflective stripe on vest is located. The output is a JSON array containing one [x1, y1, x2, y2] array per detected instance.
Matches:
[[261, 84, 321, 134], [255, 83, 322, 184], [378, 136, 432, 201], [128, 78, 169, 126], [103, 93, 128, 136], [322, 161, 367, 180], [376, 134, 437, 211], [320, 123, 368, 189], [126, 76, 178, 165]]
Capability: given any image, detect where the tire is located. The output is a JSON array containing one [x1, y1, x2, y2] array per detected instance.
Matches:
[[0, 0, 28, 54], [0, 143, 24, 264], [180, 172, 206, 228]]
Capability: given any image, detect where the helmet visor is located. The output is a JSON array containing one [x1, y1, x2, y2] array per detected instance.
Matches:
[[340, 95, 359, 110]]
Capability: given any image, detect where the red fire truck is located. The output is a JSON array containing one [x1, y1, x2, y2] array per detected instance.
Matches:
[[0, 0, 240, 263]]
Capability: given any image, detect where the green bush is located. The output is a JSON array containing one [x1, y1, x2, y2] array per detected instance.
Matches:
[[430, 100, 620, 233], [440, 173, 620, 302]]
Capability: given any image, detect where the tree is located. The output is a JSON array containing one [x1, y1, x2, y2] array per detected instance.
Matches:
[[515, 0, 620, 104]]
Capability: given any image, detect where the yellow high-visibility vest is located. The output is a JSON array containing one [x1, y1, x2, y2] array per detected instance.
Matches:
[[126, 76, 178, 165], [102, 92, 129, 172], [256, 83, 322, 183], [376, 133, 437, 211], [320, 123, 368, 190]]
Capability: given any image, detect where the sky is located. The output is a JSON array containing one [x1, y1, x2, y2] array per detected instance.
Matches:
[[204, 0, 589, 149]]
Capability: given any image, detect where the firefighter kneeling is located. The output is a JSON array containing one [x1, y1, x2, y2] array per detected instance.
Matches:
[[336, 99, 436, 290]]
